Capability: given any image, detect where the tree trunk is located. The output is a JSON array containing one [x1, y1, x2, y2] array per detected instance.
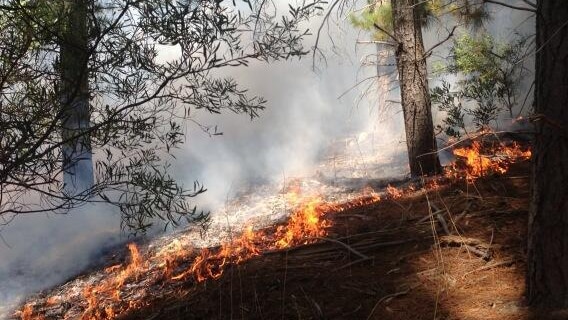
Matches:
[[527, 1, 568, 308], [375, 43, 396, 115], [391, 0, 441, 177], [60, 0, 93, 195]]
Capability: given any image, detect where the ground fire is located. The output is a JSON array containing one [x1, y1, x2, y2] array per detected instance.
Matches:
[[14, 137, 531, 320], [446, 140, 531, 181]]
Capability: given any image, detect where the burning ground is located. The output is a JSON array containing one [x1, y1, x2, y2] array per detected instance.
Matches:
[[13, 136, 535, 319]]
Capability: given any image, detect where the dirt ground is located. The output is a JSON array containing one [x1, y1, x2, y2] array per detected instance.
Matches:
[[119, 161, 546, 320]]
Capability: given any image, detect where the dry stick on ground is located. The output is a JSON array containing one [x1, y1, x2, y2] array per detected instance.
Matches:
[[453, 199, 473, 224], [313, 237, 370, 260], [439, 235, 493, 261], [436, 212, 451, 235], [461, 257, 521, 279], [365, 283, 422, 320]]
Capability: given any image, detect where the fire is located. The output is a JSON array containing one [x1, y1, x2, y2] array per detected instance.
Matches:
[[502, 141, 532, 159], [19, 190, 382, 319], [386, 184, 403, 199], [453, 141, 504, 178], [45, 296, 59, 306], [424, 179, 440, 190], [275, 197, 331, 248], [16, 303, 46, 320], [77, 242, 148, 319], [171, 196, 333, 282], [18, 304, 33, 320], [448, 140, 531, 181], [17, 140, 533, 320]]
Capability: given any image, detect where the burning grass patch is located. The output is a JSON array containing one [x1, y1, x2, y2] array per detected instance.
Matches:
[[13, 136, 533, 320]]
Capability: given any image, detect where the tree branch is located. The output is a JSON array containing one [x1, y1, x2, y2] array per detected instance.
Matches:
[[483, 0, 536, 13], [520, 0, 536, 9], [373, 23, 399, 44], [424, 25, 457, 58]]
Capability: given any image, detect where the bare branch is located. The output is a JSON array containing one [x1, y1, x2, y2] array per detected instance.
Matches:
[[482, 0, 536, 13]]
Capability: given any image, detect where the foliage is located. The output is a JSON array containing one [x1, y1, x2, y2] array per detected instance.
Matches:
[[431, 81, 466, 138], [348, 1, 393, 41], [348, 0, 489, 42], [432, 33, 531, 138], [0, 0, 324, 232]]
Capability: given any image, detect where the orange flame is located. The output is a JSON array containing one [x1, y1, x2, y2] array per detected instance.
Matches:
[[21, 151, 531, 320], [18, 304, 34, 320], [448, 140, 531, 181], [386, 184, 403, 199], [78, 242, 148, 319], [453, 141, 502, 178], [502, 142, 532, 159], [275, 197, 331, 249]]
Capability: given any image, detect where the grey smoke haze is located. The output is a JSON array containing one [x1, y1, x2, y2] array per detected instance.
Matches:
[[174, 57, 396, 208], [0, 2, 535, 318]]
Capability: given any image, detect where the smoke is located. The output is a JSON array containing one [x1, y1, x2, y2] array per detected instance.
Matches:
[[0, 204, 123, 317], [175, 56, 399, 209]]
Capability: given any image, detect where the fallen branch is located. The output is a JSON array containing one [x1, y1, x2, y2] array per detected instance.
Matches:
[[333, 257, 373, 271], [462, 257, 521, 279], [314, 237, 370, 260], [439, 235, 493, 260], [366, 283, 421, 320], [436, 212, 451, 235]]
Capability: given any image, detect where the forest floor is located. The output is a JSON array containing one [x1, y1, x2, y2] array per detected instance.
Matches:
[[122, 161, 542, 320]]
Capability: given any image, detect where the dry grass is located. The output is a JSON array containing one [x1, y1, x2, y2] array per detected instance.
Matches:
[[120, 162, 531, 320]]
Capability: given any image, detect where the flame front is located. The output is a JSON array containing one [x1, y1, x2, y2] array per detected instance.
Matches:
[[79, 242, 148, 319], [16, 138, 530, 319]]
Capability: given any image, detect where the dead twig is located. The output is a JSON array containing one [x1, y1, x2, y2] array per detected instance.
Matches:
[[366, 284, 420, 320], [439, 235, 493, 260], [314, 237, 370, 260], [461, 258, 521, 279], [436, 213, 451, 235], [333, 257, 372, 271]]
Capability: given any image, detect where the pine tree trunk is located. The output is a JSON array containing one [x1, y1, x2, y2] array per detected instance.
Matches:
[[527, 0, 568, 308], [391, 0, 441, 177], [60, 0, 93, 194]]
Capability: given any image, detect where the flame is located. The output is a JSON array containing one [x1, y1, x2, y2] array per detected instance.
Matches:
[[453, 141, 504, 178], [78, 243, 148, 319], [45, 296, 59, 306], [171, 196, 332, 282], [386, 184, 403, 199], [502, 141, 532, 159], [18, 304, 34, 320], [448, 141, 531, 181], [275, 197, 331, 249], [425, 179, 440, 190]]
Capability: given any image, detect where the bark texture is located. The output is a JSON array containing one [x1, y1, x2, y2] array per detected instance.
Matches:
[[391, 0, 441, 176], [60, 0, 93, 194], [527, 0, 568, 308]]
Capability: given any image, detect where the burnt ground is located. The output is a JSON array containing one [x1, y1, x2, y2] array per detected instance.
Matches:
[[121, 161, 547, 320]]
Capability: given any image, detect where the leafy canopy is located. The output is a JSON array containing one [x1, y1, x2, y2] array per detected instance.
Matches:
[[0, 0, 325, 232]]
